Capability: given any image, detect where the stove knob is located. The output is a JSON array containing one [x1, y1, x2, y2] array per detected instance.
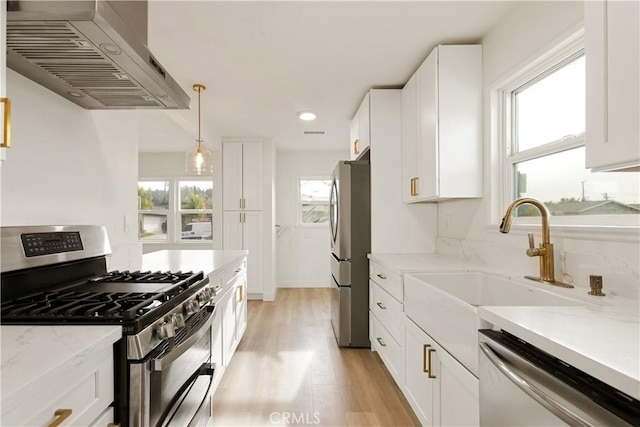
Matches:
[[156, 322, 175, 340], [198, 291, 210, 303], [171, 313, 185, 329], [183, 300, 197, 316]]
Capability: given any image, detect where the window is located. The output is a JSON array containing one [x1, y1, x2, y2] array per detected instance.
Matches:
[[138, 180, 169, 241], [500, 39, 639, 226], [298, 177, 331, 225], [138, 179, 213, 242]]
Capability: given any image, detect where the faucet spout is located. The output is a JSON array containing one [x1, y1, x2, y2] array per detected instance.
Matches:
[[499, 197, 572, 288]]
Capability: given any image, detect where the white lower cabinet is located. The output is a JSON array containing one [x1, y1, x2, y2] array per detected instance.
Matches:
[[404, 318, 479, 427], [2, 342, 115, 427]]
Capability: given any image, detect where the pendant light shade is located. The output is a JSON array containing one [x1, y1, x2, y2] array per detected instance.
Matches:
[[185, 83, 213, 175]]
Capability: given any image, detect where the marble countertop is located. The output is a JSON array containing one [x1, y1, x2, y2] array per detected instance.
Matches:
[[368, 253, 472, 273], [142, 249, 248, 278], [369, 252, 640, 400], [0, 325, 122, 401]]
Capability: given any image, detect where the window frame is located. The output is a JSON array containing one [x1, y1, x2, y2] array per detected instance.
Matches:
[[297, 175, 331, 227], [493, 29, 639, 231], [137, 177, 214, 244]]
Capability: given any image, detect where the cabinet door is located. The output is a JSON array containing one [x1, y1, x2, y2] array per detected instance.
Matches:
[[242, 142, 263, 210], [350, 113, 360, 160], [416, 49, 439, 199], [585, 0, 640, 171], [358, 92, 371, 155], [434, 338, 479, 427], [243, 212, 262, 294], [404, 318, 436, 426], [223, 143, 243, 210], [234, 276, 248, 340], [401, 74, 419, 202], [211, 302, 224, 368], [223, 212, 243, 250], [221, 291, 237, 366]]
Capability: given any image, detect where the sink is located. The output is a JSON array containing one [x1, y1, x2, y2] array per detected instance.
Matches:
[[404, 271, 585, 376]]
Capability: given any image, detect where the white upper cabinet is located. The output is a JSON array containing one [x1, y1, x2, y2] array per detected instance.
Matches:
[[222, 140, 263, 211], [350, 92, 371, 159], [585, 0, 640, 172], [401, 45, 483, 202]]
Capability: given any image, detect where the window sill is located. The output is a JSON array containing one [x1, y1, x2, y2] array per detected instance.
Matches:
[[484, 223, 640, 243]]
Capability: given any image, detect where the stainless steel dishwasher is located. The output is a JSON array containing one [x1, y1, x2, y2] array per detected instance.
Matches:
[[478, 329, 640, 426]]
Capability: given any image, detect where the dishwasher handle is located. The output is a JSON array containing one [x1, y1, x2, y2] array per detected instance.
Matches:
[[479, 342, 595, 427]]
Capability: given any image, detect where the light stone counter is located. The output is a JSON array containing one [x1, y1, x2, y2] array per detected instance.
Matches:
[[369, 252, 640, 401], [142, 249, 248, 278], [0, 325, 121, 402], [368, 253, 472, 273]]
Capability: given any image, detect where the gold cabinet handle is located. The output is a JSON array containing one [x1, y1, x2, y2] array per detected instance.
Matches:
[[354, 139, 359, 155], [427, 348, 436, 379], [410, 177, 420, 196], [376, 273, 387, 280], [422, 344, 430, 373], [376, 337, 386, 347], [376, 302, 386, 310], [48, 409, 72, 427], [1, 98, 10, 148], [410, 178, 415, 196], [236, 284, 244, 302]]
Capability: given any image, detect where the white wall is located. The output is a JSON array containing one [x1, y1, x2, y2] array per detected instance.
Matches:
[[276, 150, 347, 287], [1, 70, 141, 271], [138, 152, 223, 253], [436, 1, 640, 300]]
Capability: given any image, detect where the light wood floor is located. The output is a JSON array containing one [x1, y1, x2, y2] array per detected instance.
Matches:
[[212, 288, 420, 427]]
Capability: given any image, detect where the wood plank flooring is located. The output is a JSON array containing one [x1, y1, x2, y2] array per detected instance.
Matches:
[[212, 288, 420, 427]]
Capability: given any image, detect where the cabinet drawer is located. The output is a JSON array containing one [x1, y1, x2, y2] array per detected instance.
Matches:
[[370, 280, 403, 343], [224, 257, 247, 285], [370, 261, 403, 301], [2, 345, 114, 427], [371, 314, 404, 386]]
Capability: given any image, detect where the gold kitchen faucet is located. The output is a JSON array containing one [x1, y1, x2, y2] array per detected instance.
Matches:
[[499, 197, 573, 288]]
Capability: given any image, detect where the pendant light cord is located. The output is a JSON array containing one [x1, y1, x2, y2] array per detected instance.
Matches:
[[193, 84, 206, 147]]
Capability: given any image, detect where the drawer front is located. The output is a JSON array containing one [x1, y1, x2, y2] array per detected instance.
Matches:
[[371, 314, 404, 386], [369, 261, 403, 301], [370, 280, 403, 343], [3, 345, 114, 427], [225, 257, 247, 285]]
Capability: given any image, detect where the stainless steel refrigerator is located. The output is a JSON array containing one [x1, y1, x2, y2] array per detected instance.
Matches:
[[329, 158, 371, 347]]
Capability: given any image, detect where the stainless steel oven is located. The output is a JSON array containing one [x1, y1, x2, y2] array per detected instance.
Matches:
[[129, 304, 216, 427]]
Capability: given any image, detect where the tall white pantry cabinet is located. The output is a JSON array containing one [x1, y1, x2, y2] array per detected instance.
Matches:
[[222, 139, 264, 299]]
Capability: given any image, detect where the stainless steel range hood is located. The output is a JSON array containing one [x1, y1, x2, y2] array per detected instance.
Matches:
[[6, 0, 190, 109]]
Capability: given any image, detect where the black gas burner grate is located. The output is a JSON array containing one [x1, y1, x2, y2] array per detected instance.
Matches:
[[89, 270, 195, 284], [2, 290, 167, 321]]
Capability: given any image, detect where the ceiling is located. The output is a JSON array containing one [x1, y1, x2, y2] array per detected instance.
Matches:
[[138, 1, 515, 153]]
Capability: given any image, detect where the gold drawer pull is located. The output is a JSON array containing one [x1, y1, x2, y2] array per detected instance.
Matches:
[[236, 284, 244, 302], [376, 273, 387, 280], [427, 348, 436, 379], [48, 409, 72, 427], [1, 97, 10, 148], [354, 139, 360, 155], [410, 177, 420, 196], [376, 302, 386, 310], [422, 344, 430, 373], [376, 337, 386, 347]]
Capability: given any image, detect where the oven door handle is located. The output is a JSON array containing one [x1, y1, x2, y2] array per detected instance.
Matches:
[[151, 304, 216, 372], [154, 362, 216, 427]]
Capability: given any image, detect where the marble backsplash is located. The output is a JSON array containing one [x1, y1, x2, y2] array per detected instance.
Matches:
[[436, 236, 640, 302]]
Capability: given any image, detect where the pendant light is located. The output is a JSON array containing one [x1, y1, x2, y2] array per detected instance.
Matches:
[[185, 83, 213, 175]]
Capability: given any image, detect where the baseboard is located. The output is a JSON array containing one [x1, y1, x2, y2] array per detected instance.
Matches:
[[262, 287, 278, 302], [278, 281, 331, 288]]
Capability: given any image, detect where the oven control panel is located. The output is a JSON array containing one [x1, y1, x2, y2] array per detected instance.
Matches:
[[21, 232, 84, 257]]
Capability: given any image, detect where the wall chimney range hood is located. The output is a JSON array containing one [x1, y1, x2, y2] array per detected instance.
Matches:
[[6, 0, 190, 109]]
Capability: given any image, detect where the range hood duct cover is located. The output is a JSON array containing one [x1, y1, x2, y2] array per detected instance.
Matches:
[[6, 0, 190, 109]]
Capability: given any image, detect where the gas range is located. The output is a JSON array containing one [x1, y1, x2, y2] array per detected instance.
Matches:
[[0, 225, 218, 427]]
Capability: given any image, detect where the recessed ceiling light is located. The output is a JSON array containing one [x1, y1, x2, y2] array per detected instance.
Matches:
[[298, 111, 317, 121]]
